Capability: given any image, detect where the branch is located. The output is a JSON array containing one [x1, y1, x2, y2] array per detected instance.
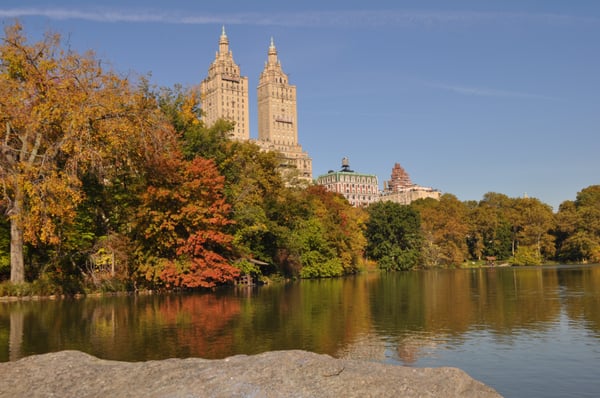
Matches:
[[27, 130, 43, 165]]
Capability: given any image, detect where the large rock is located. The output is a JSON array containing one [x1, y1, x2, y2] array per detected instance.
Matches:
[[0, 350, 501, 397]]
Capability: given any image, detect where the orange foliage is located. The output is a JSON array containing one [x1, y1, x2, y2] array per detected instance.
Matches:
[[137, 157, 239, 288]]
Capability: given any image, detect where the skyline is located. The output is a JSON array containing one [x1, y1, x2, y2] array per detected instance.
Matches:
[[2, 1, 599, 210]]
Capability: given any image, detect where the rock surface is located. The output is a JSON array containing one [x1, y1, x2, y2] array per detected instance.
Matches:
[[0, 350, 502, 397]]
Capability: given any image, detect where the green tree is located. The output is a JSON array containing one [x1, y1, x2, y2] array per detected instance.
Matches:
[[294, 217, 343, 278], [467, 193, 513, 261], [304, 186, 366, 274], [365, 201, 422, 271], [264, 186, 366, 278], [220, 141, 284, 265]]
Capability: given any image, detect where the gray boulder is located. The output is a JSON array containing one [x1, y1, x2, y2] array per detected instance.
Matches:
[[0, 350, 501, 397]]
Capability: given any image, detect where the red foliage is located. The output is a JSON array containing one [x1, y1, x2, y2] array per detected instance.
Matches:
[[138, 156, 239, 288]]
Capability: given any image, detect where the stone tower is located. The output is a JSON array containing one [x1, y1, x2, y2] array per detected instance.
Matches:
[[256, 38, 312, 181], [200, 26, 250, 140], [257, 37, 298, 146]]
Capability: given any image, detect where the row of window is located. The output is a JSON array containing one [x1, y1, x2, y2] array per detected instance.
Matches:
[[321, 176, 377, 184], [340, 186, 376, 194], [221, 101, 245, 108], [219, 88, 246, 96], [323, 184, 377, 194], [346, 195, 376, 201]]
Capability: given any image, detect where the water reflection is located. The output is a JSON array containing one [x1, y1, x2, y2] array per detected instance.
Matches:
[[1, 265, 600, 365]]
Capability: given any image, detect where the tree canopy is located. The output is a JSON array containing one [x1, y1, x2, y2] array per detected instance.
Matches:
[[365, 201, 422, 271], [0, 22, 177, 284], [1, 23, 599, 295]]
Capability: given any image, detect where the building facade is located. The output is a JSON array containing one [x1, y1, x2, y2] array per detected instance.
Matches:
[[315, 158, 379, 207], [379, 163, 441, 205], [200, 26, 250, 141]]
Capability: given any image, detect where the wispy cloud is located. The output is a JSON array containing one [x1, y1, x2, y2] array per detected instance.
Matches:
[[0, 8, 220, 24], [0, 7, 597, 28], [429, 82, 560, 101]]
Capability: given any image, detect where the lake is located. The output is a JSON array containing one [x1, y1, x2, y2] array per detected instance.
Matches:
[[2, 265, 600, 397]]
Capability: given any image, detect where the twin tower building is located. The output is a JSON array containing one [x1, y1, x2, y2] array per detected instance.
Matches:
[[200, 27, 312, 181]]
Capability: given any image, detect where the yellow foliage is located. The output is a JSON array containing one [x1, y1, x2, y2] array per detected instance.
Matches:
[[0, 22, 178, 278]]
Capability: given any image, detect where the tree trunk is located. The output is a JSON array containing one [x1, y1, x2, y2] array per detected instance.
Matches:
[[10, 217, 25, 283], [10, 185, 25, 283]]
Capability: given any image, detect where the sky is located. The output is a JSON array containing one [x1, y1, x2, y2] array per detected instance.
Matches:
[[2, 0, 599, 211]]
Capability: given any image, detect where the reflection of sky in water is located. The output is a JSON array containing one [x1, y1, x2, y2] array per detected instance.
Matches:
[[339, 310, 600, 398]]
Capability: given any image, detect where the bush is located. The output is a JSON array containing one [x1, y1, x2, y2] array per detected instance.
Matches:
[[512, 246, 542, 266], [300, 257, 344, 278], [377, 248, 420, 271]]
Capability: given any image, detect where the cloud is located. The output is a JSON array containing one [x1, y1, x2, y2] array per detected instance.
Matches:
[[0, 7, 597, 28], [0, 7, 223, 24], [429, 82, 560, 101]]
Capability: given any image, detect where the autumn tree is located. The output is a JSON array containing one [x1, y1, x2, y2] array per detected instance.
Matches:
[[511, 197, 555, 265], [157, 86, 285, 275], [0, 23, 176, 283], [134, 155, 239, 288], [555, 185, 600, 263], [411, 194, 470, 266]]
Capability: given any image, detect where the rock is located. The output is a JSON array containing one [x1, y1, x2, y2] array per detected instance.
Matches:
[[0, 350, 501, 397]]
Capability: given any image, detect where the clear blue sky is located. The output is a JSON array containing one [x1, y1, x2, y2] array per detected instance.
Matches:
[[2, 1, 599, 210]]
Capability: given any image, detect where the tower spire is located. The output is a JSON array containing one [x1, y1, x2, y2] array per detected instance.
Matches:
[[218, 25, 229, 54], [268, 36, 278, 64]]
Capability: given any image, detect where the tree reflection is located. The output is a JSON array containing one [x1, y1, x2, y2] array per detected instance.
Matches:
[[1, 266, 600, 363]]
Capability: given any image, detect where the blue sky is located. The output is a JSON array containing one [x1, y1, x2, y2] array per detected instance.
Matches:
[[2, 1, 599, 210]]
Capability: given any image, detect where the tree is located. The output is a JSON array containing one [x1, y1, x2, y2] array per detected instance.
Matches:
[[412, 194, 470, 266], [294, 217, 343, 278], [365, 201, 422, 270], [0, 23, 175, 283], [218, 141, 284, 264], [134, 156, 239, 288], [512, 197, 555, 262], [555, 185, 600, 263], [157, 86, 285, 274], [467, 193, 513, 261], [294, 186, 366, 278], [306, 186, 367, 274]]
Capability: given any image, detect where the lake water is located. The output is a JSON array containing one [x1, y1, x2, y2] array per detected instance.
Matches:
[[2, 265, 600, 397]]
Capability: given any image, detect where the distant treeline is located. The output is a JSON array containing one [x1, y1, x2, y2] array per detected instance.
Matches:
[[1, 23, 598, 295], [365, 187, 600, 271]]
